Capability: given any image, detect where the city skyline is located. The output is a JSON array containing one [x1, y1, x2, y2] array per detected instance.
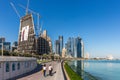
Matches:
[[0, 0, 120, 58]]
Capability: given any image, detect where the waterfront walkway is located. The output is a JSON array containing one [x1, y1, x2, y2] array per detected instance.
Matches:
[[16, 61, 65, 80]]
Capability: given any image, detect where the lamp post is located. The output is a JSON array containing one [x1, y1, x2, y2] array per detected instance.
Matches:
[[2, 41, 3, 56]]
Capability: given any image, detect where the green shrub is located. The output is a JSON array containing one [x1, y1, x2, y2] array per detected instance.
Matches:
[[64, 63, 83, 80]]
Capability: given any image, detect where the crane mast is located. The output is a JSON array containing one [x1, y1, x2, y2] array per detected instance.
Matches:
[[10, 2, 21, 18]]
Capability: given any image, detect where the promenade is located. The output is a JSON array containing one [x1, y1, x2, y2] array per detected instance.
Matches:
[[16, 61, 65, 80]]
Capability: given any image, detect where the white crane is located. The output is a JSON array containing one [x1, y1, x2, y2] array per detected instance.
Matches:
[[19, 4, 41, 37], [10, 2, 21, 18], [10, 1, 42, 37], [39, 21, 43, 36], [26, 0, 29, 15]]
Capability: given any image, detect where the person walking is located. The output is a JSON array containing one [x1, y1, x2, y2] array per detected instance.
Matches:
[[48, 64, 53, 76], [43, 64, 46, 77]]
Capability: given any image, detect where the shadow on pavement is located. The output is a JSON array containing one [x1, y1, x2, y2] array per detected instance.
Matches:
[[8, 64, 42, 80]]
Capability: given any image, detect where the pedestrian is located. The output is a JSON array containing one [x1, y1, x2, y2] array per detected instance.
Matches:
[[48, 64, 53, 76], [43, 64, 46, 77]]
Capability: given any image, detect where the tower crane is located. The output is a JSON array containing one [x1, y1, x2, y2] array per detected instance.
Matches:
[[10, 2, 21, 18], [26, 0, 29, 15], [19, 4, 41, 37], [10, 0, 42, 37], [39, 21, 43, 36]]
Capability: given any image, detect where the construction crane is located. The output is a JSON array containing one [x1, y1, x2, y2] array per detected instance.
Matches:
[[39, 21, 43, 36], [10, 2, 21, 18], [19, 4, 41, 37], [26, 0, 29, 15]]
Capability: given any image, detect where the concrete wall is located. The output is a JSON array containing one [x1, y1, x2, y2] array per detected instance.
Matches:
[[0, 57, 37, 80]]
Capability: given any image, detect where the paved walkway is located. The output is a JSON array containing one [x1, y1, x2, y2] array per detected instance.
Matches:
[[16, 61, 65, 80]]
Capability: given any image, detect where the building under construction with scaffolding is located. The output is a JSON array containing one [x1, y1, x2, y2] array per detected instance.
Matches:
[[17, 13, 52, 54], [17, 14, 36, 53], [37, 30, 52, 55], [13, 1, 52, 55]]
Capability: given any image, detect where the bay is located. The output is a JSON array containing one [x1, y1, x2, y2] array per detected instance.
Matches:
[[68, 60, 120, 80]]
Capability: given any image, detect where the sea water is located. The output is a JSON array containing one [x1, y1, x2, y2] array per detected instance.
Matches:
[[68, 60, 120, 80]]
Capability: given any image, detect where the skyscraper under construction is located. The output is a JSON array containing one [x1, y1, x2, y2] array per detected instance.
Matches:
[[15, 1, 52, 54], [17, 14, 36, 53], [17, 13, 52, 54]]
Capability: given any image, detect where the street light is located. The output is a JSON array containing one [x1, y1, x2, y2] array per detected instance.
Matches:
[[1, 40, 3, 56]]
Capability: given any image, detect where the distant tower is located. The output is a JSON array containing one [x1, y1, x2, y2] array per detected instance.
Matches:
[[66, 37, 84, 58], [59, 36, 63, 56], [55, 40, 60, 55], [18, 14, 36, 53], [74, 37, 83, 58]]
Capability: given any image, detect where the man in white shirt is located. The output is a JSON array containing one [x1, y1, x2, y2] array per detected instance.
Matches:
[[48, 64, 53, 76], [43, 64, 46, 77]]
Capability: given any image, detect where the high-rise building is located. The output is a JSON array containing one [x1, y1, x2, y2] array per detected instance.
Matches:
[[18, 14, 36, 53], [66, 37, 74, 57], [55, 40, 60, 55], [59, 36, 63, 56], [74, 37, 83, 58], [54, 36, 64, 56], [0, 37, 11, 51], [66, 37, 84, 58], [37, 30, 52, 55]]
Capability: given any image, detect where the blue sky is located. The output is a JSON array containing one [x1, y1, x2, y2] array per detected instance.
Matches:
[[0, 0, 120, 58]]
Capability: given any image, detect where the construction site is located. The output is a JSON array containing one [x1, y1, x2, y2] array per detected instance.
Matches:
[[10, 0, 52, 55]]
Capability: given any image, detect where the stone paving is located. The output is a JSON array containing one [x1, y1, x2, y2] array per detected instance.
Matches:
[[16, 61, 65, 80]]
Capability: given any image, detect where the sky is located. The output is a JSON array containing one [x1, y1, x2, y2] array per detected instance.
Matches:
[[0, 0, 120, 58]]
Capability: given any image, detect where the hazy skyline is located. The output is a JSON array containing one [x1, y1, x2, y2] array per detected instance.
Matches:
[[0, 0, 120, 58]]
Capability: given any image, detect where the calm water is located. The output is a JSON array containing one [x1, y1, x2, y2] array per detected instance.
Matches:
[[68, 60, 120, 80]]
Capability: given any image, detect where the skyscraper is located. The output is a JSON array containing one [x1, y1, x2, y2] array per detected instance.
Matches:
[[54, 36, 63, 56], [66, 37, 74, 57], [18, 14, 36, 53], [55, 40, 60, 55], [74, 37, 83, 58], [66, 37, 84, 58], [37, 30, 52, 55], [59, 36, 63, 56]]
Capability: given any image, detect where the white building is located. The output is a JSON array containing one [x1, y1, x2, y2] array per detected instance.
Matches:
[[0, 57, 37, 80], [62, 48, 66, 58], [106, 55, 114, 60], [85, 53, 90, 59]]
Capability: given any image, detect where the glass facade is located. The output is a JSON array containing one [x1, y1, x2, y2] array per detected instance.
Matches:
[[59, 36, 63, 56], [66, 37, 84, 58], [55, 40, 60, 55]]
